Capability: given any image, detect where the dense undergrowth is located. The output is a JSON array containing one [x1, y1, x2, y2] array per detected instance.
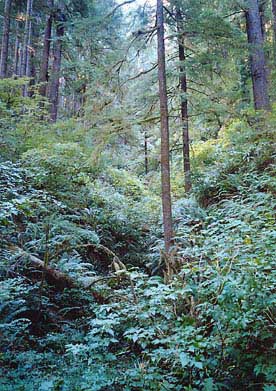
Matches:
[[1, 103, 276, 390]]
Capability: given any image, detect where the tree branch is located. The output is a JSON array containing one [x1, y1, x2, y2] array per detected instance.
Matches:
[[224, 10, 244, 18], [163, 5, 176, 21], [105, 0, 136, 18], [123, 63, 158, 84]]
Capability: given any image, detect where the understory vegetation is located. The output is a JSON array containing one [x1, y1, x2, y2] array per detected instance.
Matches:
[[1, 99, 276, 390]]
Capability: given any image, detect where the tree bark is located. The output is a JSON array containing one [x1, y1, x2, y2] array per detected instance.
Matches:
[[10, 245, 122, 304], [272, 0, 276, 61], [39, 0, 54, 97], [13, 22, 20, 75], [21, 0, 33, 77], [177, 11, 191, 193], [259, 0, 266, 39], [0, 0, 12, 78], [15, 247, 77, 290], [144, 130, 149, 175], [18, 42, 23, 75], [157, 0, 173, 253], [28, 45, 36, 96], [49, 13, 65, 122], [245, 0, 270, 110]]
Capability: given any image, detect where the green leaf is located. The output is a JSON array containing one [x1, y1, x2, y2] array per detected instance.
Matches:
[[179, 352, 190, 368], [203, 378, 215, 391]]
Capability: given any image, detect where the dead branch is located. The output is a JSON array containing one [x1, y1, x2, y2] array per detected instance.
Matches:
[[105, 0, 136, 19], [123, 63, 158, 84]]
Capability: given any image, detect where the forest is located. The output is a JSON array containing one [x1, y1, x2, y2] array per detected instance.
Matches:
[[0, 0, 275, 390]]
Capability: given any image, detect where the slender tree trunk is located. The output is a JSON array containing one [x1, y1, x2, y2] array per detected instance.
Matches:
[[28, 48, 36, 96], [245, 0, 270, 110], [272, 0, 276, 61], [21, 0, 33, 96], [81, 83, 87, 106], [13, 22, 20, 75], [259, 1, 271, 82], [25, 30, 32, 79], [259, 1, 266, 38], [157, 0, 173, 253], [21, 0, 33, 77], [0, 0, 12, 78], [49, 14, 65, 122], [177, 11, 191, 193], [144, 130, 149, 175], [39, 0, 54, 96], [19, 42, 23, 75]]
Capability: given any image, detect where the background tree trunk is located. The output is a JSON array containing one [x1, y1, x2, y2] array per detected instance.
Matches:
[[259, 0, 266, 39], [18, 43, 23, 75], [39, 0, 54, 97], [157, 0, 173, 253], [21, 0, 33, 77], [49, 14, 65, 122], [144, 130, 149, 175], [28, 45, 36, 96], [177, 11, 191, 193], [272, 0, 276, 61], [245, 0, 270, 110], [0, 0, 12, 78], [13, 21, 20, 75]]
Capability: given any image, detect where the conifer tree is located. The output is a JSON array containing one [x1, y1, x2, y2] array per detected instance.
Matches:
[[49, 10, 65, 122], [245, 0, 270, 110], [13, 20, 20, 76], [176, 7, 191, 193], [39, 0, 54, 97], [0, 0, 12, 78], [157, 0, 173, 252], [21, 0, 33, 77]]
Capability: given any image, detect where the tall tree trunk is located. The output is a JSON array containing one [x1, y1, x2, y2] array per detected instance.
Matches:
[[177, 10, 191, 193], [39, 0, 54, 97], [0, 0, 12, 78], [259, 1, 266, 38], [272, 0, 276, 61], [28, 47, 36, 96], [144, 130, 149, 175], [21, 0, 33, 77], [49, 14, 65, 122], [19, 42, 24, 75], [157, 0, 173, 253], [245, 0, 270, 110], [13, 22, 20, 75]]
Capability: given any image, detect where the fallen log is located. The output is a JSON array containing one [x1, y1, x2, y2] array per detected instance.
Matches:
[[8, 246, 127, 304], [10, 245, 77, 290]]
